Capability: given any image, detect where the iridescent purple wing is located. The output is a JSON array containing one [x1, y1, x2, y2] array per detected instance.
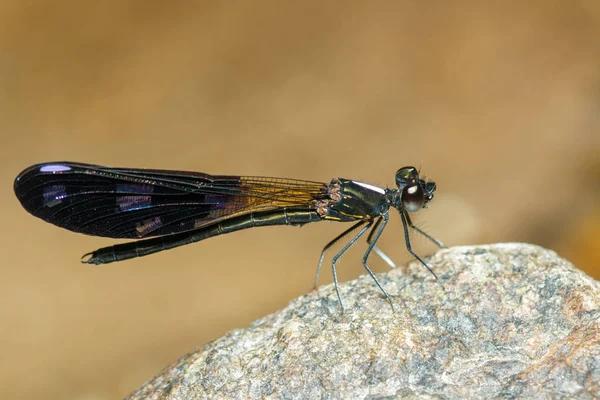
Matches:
[[14, 162, 327, 239]]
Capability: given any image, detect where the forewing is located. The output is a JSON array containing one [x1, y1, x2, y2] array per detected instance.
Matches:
[[14, 162, 327, 239]]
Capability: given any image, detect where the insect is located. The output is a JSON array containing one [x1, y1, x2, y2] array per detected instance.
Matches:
[[14, 162, 443, 311]]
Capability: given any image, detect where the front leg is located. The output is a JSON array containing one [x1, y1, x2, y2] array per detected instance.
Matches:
[[403, 211, 445, 248], [400, 211, 438, 279]]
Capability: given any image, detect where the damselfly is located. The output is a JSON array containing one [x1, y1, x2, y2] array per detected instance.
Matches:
[[14, 162, 443, 311]]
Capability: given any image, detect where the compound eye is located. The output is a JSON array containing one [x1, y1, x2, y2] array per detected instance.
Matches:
[[401, 183, 425, 212], [395, 166, 419, 188]]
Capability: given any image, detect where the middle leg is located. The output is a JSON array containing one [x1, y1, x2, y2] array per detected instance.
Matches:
[[330, 220, 373, 313], [361, 213, 395, 311], [365, 216, 396, 269]]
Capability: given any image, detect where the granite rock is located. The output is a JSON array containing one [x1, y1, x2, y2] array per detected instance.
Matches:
[[126, 243, 600, 399]]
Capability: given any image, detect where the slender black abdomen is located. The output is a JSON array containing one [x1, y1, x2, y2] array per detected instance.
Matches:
[[83, 208, 321, 264]]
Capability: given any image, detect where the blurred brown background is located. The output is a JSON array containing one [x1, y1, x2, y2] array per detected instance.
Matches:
[[1, 1, 599, 399]]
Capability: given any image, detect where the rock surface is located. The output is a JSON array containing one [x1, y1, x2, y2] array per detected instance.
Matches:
[[126, 243, 600, 399]]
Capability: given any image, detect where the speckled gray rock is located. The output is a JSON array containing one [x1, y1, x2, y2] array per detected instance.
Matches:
[[126, 243, 600, 399]]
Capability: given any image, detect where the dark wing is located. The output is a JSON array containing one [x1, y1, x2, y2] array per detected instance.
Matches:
[[14, 162, 328, 239]]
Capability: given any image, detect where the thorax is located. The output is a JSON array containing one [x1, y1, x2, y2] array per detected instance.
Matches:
[[317, 178, 389, 221]]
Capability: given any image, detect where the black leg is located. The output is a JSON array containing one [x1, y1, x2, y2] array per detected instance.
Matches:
[[361, 213, 395, 311], [330, 221, 373, 313], [366, 216, 396, 269], [314, 221, 367, 290], [400, 211, 438, 280], [403, 211, 445, 248], [365, 216, 381, 244]]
